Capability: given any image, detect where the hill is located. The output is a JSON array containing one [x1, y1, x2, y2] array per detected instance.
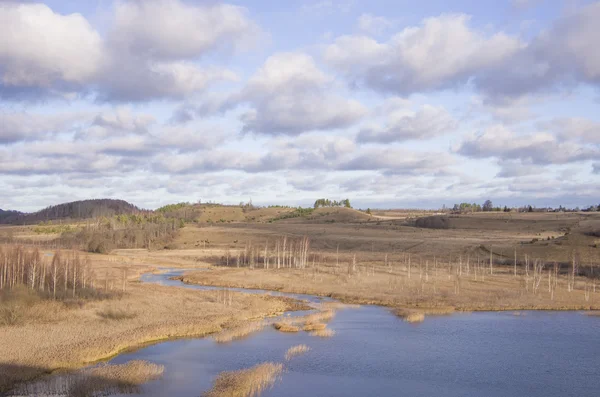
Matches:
[[0, 209, 22, 223], [0, 199, 141, 225]]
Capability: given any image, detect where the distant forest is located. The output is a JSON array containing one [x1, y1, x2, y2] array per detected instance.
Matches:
[[0, 199, 141, 225]]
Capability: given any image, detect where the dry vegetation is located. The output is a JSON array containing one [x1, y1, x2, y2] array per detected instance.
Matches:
[[0, 245, 300, 394], [285, 345, 310, 361], [203, 362, 283, 397], [10, 360, 164, 397], [213, 321, 265, 343], [272, 321, 300, 333], [172, 211, 600, 313]]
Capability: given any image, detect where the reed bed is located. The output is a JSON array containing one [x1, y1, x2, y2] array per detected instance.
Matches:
[[213, 321, 265, 343], [285, 345, 310, 360], [203, 362, 283, 397], [310, 328, 335, 338], [395, 309, 425, 323], [11, 360, 164, 397], [303, 322, 327, 331], [273, 322, 300, 333]]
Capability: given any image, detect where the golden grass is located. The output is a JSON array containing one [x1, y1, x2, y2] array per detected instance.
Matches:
[[303, 322, 327, 331], [180, 260, 600, 313], [285, 345, 310, 361], [273, 322, 300, 333], [213, 321, 265, 343], [203, 362, 283, 397], [310, 328, 335, 338], [395, 309, 425, 323], [0, 265, 297, 393], [304, 310, 335, 324], [12, 360, 164, 397]]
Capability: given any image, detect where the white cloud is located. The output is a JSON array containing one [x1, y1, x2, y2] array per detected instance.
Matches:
[[538, 117, 600, 144], [0, 1, 255, 101], [110, 0, 258, 60], [357, 103, 457, 143], [0, 3, 103, 93], [325, 14, 521, 94], [457, 124, 598, 164], [238, 52, 367, 135]]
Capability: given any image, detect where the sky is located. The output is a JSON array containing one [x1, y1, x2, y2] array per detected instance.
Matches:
[[0, 0, 599, 212]]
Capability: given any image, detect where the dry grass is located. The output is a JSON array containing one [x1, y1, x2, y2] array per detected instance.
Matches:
[[11, 360, 164, 397], [303, 322, 327, 331], [273, 322, 300, 333], [213, 321, 265, 343], [285, 345, 310, 360], [203, 362, 283, 397], [0, 256, 298, 393], [310, 328, 335, 338], [96, 306, 138, 321], [395, 309, 425, 323]]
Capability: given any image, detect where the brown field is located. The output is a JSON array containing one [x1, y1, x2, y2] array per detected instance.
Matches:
[[166, 209, 600, 312]]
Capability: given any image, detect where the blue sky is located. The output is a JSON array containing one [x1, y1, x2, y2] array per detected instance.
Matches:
[[0, 0, 599, 212]]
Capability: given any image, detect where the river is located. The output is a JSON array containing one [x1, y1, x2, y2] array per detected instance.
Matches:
[[15, 269, 600, 397]]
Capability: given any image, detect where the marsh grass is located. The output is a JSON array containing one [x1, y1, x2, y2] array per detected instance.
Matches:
[[285, 345, 310, 360], [213, 321, 265, 343], [395, 309, 425, 323], [203, 362, 283, 397], [273, 322, 299, 333], [303, 322, 327, 331], [11, 360, 164, 397], [96, 306, 138, 321], [309, 328, 335, 337]]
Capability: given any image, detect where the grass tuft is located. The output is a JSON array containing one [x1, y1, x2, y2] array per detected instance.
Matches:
[[285, 345, 310, 361], [273, 322, 300, 333], [303, 322, 327, 331], [203, 362, 283, 397], [214, 322, 265, 343], [395, 309, 425, 323], [96, 306, 138, 321]]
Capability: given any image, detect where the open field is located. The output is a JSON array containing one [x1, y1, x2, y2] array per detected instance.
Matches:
[[162, 210, 600, 312]]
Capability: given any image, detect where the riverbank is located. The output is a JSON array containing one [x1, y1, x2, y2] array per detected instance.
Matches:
[[178, 265, 600, 313], [0, 280, 304, 393]]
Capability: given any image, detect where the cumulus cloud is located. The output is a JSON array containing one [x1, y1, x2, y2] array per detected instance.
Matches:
[[357, 103, 457, 143], [538, 117, 600, 144], [325, 14, 521, 94], [110, 0, 257, 60], [326, 4, 600, 101], [0, 0, 255, 101], [338, 147, 455, 175], [238, 52, 367, 135], [0, 111, 86, 143], [0, 3, 103, 97], [457, 124, 599, 164]]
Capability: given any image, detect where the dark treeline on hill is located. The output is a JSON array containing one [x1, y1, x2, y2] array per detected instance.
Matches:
[[0, 209, 22, 223], [0, 199, 142, 225], [313, 198, 352, 209]]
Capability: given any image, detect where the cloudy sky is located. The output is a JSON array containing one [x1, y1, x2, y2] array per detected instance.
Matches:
[[1, 0, 599, 212]]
